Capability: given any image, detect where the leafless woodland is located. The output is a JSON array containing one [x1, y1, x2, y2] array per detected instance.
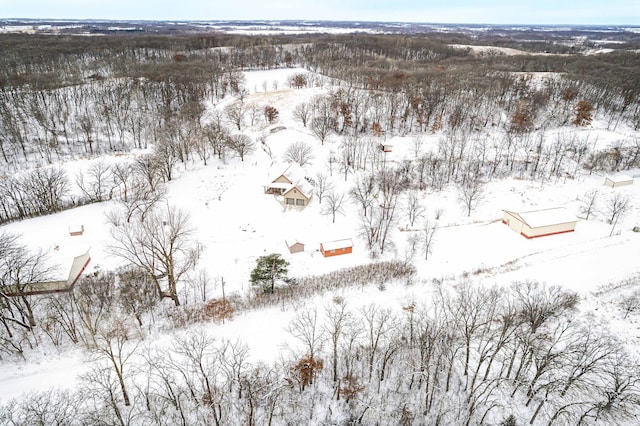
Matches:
[[1, 25, 640, 424]]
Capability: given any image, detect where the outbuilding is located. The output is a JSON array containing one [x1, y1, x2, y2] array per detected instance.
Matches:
[[2, 250, 91, 296], [320, 239, 353, 257], [604, 175, 633, 188], [502, 208, 578, 239], [69, 224, 84, 236], [285, 239, 305, 254]]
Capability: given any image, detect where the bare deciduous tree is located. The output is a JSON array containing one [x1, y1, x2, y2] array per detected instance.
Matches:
[[403, 191, 425, 228], [203, 119, 230, 160], [109, 205, 202, 306], [313, 172, 333, 205], [86, 315, 141, 407], [76, 159, 115, 203], [458, 175, 485, 217], [224, 101, 246, 130], [117, 268, 158, 327], [311, 115, 333, 145], [0, 231, 54, 334], [227, 134, 255, 162], [283, 141, 314, 167], [293, 103, 312, 127], [579, 189, 599, 220], [323, 190, 345, 224], [350, 173, 377, 218], [422, 220, 438, 260], [288, 307, 326, 361], [607, 193, 631, 236]]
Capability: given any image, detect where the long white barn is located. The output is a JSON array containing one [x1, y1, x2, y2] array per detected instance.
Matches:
[[502, 208, 579, 239]]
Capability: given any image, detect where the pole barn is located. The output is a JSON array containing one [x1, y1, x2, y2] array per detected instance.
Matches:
[[502, 208, 579, 239], [604, 175, 633, 188]]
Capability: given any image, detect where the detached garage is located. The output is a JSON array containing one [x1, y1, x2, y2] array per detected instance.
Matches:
[[502, 208, 579, 239]]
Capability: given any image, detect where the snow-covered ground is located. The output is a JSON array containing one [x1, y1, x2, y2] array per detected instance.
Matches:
[[1, 67, 639, 403]]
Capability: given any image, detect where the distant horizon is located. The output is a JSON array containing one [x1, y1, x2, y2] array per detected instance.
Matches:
[[1, 0, 638, 27], [1, 18, 639, 29]]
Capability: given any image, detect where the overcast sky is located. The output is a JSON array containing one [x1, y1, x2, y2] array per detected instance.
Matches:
[[1, 0, 639, 25]]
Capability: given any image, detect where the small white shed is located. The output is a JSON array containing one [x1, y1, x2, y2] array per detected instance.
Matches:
[[604, 175, 633, 188], [502, 208, 578, 239]]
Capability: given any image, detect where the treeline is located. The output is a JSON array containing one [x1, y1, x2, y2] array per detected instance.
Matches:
[[0, 33, 302, 89], [1, 277, 639, 425]]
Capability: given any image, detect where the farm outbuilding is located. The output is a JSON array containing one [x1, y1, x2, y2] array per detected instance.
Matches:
[[604, 175, 633, 188], [285, 239, 305, 254], [502, 208, 579, 239], [320, 239, 353, 257], [69, 224, 84, 236], [2, 250, 91, 297]]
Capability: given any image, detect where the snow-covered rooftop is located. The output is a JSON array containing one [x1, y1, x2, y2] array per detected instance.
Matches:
[[605, 175, 634, 183], [506, 208, 579, 228], [321, 238, 353, 251], [269, 162, 305, 184]]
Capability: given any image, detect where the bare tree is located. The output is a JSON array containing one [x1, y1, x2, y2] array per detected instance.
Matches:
[[192, 128, 212, 166], [288, 307, 326, 360], [293, 103, 312, 127], [0, 231, 54, 334], [117, 267, 158, 327], [76, 159, 115, 203], [323, 190, 345, 224], [134, 154, 164, 193], [313, 172, 333, 205], [422, 220, 438, 260], [80, 363, 133, 425], [375, 169, 402, 254], [360, 304, 395, 381], [323, 298, 354, 384], [620, 292, 640, 319], [111, 162, 135, 202], [607, 193, 631, 236], [458, 175, 485, 217], [350, 173, 377, 217], [224, 101, 246, 131], [85, 314, 141, 407], [310, 115, 333, 145], [283, 141, 314, 167], [23, 167, 70, 214], [203, 119, 230, 160], [153, 136, 179, 182], [579, 189, 599, 220], [403, 191, 425, 228], [227, 134, 256, 162], [109, 205, 202, 306]]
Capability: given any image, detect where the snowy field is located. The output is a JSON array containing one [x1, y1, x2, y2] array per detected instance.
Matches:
[[0, 66, 639, 406]]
